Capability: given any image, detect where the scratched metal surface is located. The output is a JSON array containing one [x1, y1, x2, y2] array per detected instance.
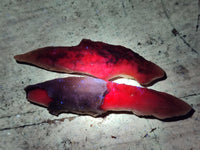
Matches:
[[0, 0, 200, 150]]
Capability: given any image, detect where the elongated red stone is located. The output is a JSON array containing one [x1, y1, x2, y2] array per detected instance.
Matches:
[[25, 77, 191, 119], [101, 82, 192, 119], [14, 39, 165, 86]]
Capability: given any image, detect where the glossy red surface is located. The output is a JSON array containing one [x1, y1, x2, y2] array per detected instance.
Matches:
[[101, 82, 191, 119], [14, 39, 165, 86], [27, 89, 52, 107]]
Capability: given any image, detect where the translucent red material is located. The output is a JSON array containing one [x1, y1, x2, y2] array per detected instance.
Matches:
[[14, 39, 165, 86], [101, 82, 191, 119], [24, 77, 191, 119], [27, 89, 52, 107]]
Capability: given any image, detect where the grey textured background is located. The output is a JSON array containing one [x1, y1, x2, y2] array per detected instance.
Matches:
[[0, 0, 200, 150]]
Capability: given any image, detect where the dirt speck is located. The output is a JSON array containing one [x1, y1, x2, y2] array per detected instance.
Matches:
[[173, 65, 190, 79]]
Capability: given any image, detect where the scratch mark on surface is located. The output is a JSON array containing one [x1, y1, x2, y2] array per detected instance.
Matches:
[[179, 93, 200, 99], [150, 128, 157, 133], [121, 0, 127, 16], [0, 111, 35, 119], [160, 0, 199, 55], [0, 117, 76, 131], [143, 128, 157, 138], [145, 120, 162, 150], [196, 0, 200, 31], [0, 122, 44, 131], [197, 15, 200, 31]]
